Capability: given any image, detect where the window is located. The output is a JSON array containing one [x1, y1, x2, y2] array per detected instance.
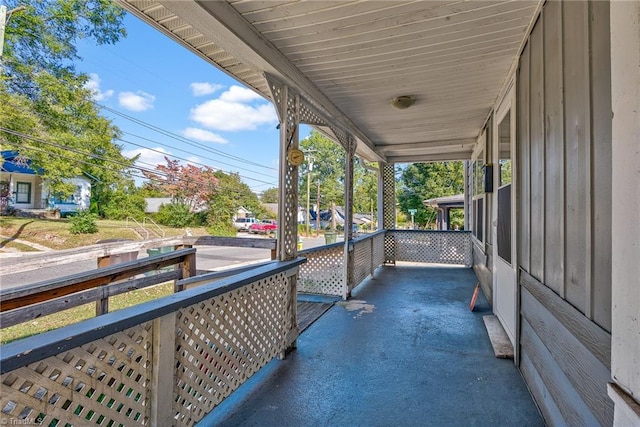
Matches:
[[16, 182, 31, 204], [471, 148, 485, 243], [54, 185, 82, 204]]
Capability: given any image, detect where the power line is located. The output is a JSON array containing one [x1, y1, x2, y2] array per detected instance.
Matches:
[[0, 99, 278, 185], [96, 103, 276, 171], [0, 127, 278, 187], [118, 133, 276, 179], [1, 139, 276, 197]]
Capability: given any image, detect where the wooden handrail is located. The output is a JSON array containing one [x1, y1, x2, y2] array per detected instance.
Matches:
[[0, 248, 196, 312]]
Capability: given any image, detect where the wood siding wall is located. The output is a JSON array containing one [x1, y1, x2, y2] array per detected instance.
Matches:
[[516, 1, 612, 426]]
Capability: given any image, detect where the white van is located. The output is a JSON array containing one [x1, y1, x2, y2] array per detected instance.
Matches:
[[233, 217, 258, 231]]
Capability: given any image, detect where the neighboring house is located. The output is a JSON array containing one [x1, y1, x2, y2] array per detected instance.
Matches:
[[235, 206, 251, 219], [0, 151, 91, 215], [144, 198, 174, 213], [423, 194, 465, 231]]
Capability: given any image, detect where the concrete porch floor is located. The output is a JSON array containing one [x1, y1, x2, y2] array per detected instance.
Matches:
[[203, 265, 544, 426]]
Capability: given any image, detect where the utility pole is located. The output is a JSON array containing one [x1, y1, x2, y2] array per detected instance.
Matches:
[[305, 156, 314, 237], [316, 180, 321, 234]]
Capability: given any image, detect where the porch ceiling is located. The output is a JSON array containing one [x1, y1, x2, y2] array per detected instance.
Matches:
[[117, 0, 541, 163]]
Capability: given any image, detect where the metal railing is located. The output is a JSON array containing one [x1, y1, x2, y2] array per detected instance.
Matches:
[[126, 216, 149, 239], [143, 216, 165, 238]]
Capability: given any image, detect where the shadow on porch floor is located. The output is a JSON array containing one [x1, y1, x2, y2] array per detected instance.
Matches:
[[203, 265, 543, 426]]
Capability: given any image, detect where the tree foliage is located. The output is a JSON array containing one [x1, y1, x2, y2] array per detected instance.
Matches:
[[1, 0, 132, 201], [397, 162, 465, 228], [260, 187, 278, 203], [299, 130, 345, 210], [353, 159, 378, 215], [206, 171, 265, 223], [142, 157, 219, 212]]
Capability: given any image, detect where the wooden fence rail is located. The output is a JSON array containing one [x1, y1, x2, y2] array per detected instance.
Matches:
[[0, 236, 276, 275], [0, 248, 196, 328]]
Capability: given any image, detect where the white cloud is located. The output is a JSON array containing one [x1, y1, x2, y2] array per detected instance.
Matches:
[[182, 127, 228, 144], [118, 91, 155, 112], [85, 73, 114, 101], [123, 147, 170, 169], [190, 82, 224, 97], [219, 85, 263, 102], [190, 86, 277, 132]]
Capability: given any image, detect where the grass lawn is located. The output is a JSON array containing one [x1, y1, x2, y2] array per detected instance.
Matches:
[[0, 217, 212, 342], [0, 217, 210, 250], [0, 282, 175, 344]]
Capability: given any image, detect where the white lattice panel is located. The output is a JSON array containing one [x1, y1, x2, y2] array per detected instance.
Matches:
[[372, 233, 386, 267], [300, 101, 328, 127], [1, 324, 153, 426], [384, 234, 396, 264], [298, 246, 345, 296], [391, 231, 472, 266], [350, 240, 372, 292], [382, 163, 396, 230], [172, 272, 294, 426]]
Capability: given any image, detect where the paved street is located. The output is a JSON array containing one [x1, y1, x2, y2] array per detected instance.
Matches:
[[0, 234, 335, 289]]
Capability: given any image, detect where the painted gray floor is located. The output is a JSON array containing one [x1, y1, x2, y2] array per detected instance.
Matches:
[[202, 265, 544, 427]]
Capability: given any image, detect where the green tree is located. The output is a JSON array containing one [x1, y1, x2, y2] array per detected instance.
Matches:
[[98, 181, 147, 220], [260, 187, 279, 203], [353, 159, 378, 215], [397, 162, 464, 228], [0, 0, 131, 202], [206, 171, 265, 231], [299, 130, 345, 212]]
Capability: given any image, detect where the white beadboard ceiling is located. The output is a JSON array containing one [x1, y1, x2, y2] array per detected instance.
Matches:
[[117, 0, 541, 163]]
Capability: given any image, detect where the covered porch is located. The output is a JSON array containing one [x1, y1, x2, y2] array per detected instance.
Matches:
[[207, 264, 542, 426]]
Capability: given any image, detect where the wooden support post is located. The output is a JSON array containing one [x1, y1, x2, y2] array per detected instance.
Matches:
[[271, 248, 277, 260], [96, 256, 110, 315], [150, 312, 177, 426], [176, 250, 196, 292], [370, 238, 375, 278], [280, 272, 299, 359]]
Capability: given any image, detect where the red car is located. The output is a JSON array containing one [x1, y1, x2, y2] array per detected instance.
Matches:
[[249, 219, 278, 234]]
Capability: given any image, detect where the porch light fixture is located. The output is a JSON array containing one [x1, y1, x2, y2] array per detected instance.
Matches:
[[391, 95, 416, 109]]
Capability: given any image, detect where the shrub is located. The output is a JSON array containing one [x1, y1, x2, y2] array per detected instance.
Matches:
[[206, 223, 237, 237], [68, 210, 98, 234], [156, 202, 193, 227]]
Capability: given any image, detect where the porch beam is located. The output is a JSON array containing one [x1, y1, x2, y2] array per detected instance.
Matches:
[[376, 138, 476, 153], [159, 0, 383, 162], [386, 152, 473, 163]]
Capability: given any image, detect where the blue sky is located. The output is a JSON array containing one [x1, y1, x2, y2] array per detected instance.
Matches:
[[76, 12, 309, 194]]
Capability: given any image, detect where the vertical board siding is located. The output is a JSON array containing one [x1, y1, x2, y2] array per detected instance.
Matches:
[[562, 0, 589, 313], [517, 44, 531, 274], [516, 1, 613, 425], [588, 0, 612, 332], [542, 1, 565, 297], [529, 17, 545, 282]]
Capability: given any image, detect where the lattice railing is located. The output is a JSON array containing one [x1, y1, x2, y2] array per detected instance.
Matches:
[[0, 261, 303, 427], [298, 243, 345, 297], [298, 232, 387, 299], [387, 230, 472, 266], [1, 323, 153, 426]]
